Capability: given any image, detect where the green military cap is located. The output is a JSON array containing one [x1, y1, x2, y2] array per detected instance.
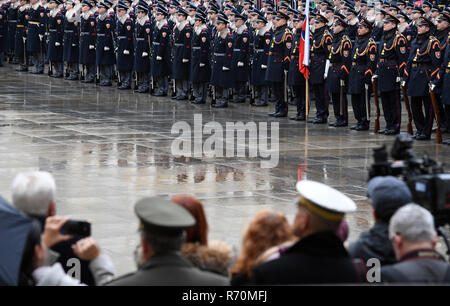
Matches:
[[135, 196, 195, 232]]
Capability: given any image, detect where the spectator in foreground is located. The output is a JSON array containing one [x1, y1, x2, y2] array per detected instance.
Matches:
[[11, 171, 97, 285], [19, 217, 115, 286], [171, 195, 234, 276], [229, 209, 296, 286], [381, 204, 450, 283], [256, 218, 349, 265], [106, 196, 229, 286], [348, 176, 412, 266], [250, 180, 367, 285]]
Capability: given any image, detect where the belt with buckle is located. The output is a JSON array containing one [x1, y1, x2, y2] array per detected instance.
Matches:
[[214, 53, 225, 56]]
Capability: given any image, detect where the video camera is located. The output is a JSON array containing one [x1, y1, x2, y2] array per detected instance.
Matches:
[[369, 133, 450, 227]]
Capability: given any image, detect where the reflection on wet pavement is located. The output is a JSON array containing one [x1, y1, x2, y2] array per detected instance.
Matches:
[[1, 65, 450, 274]]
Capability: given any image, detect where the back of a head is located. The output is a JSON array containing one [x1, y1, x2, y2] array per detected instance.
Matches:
[[389, 203, 436, 243], [367, 176, 412, 223], [12, 172, 56, 217], [171, 195, 208, 245], [230, 209, 294, 276]]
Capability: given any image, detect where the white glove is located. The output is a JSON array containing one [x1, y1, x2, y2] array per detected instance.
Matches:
[[104, 46, 110, 51], [237, 61, 244, 67], [222, 66, 230, 71], [72, 43, 76, 47], [156, 56, 162, 60], [23, 37, 26, 43], [182, 58, 189, 63], [199, 63, 205, 67], [396, 76, 401, 83], [371, 74, 378, 82], [261, 64, 267, 69], [401, 80, 406, 87], [55, 42, 60, 47], [142, 52, 148, 57], [39, 34, 43, 41], [324, 59, 330, 79], [89, 45, 95, 50], [340, 80, 345, 86], [123, 50, 130, 55]]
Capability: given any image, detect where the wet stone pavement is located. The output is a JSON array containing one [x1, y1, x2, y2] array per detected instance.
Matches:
[[1, 65, 450, 275]]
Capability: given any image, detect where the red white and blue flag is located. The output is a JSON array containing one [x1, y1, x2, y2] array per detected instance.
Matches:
[[299, 0, 310, 79]]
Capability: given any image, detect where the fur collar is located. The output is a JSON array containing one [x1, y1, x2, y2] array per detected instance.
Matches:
[[118, 13, 129, 24], [194, 24, 206, 35], [81, 10, 91, 20], [176, 19, 189, 31], [187, 15, 195, 25], [218, 28, 229, 39], [97, 12, 108, 21], [398, 22, 408, 33], [156, 19, 167, 30], [235, 24, 247, 35], [19, 4, 30, 11], [349, 17, 359, 26], [65, 7, 80, 23], [49, 7, 59, 18], [137, 15, 149, 26], [180, 241, 234, 277], [256, 23, 271, 36]]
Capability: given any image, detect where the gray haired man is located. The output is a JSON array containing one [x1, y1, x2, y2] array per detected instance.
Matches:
[[381, 204, 450, 283]]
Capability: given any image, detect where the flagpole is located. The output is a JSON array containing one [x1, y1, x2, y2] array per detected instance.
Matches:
[[305, 76, 309, 120]]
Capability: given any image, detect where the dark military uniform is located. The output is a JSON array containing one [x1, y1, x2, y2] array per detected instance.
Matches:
[[26, 2, 46, 74], [265, 23, 292, 117], [376, 29, 407, 134], [172, 20, 191, 100], [309, 25, 332, 123], [433, 36, 450, 144], [433, 26, 449, 132], [189, 24, 210, 104], [250, 231, 366, 285], [47, 6, 64, 77], [0, 2, 8, 66], [287, 29, 306, 120], [210, 28, 234, 108], [251, 24, 271, 106], [63, 7, 80, 80], [133, 16, 151, 93], [116, 14, 134, 89], [79, 10, 96, 83], [230, 24, 250, 103], [96, 11, 115, 86], [348, 34, 377, 130], [7, 2, 19, 63], [326, 31, 352, 126], [14, 2, 27, 71], [404, 33, 441, 139], [151, 19, 172, 96]]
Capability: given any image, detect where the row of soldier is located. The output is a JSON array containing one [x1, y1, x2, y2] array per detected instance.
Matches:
[[0, 0, 449, 142]]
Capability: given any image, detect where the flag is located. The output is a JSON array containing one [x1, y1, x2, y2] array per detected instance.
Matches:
[[299, 0, 310, 79]]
